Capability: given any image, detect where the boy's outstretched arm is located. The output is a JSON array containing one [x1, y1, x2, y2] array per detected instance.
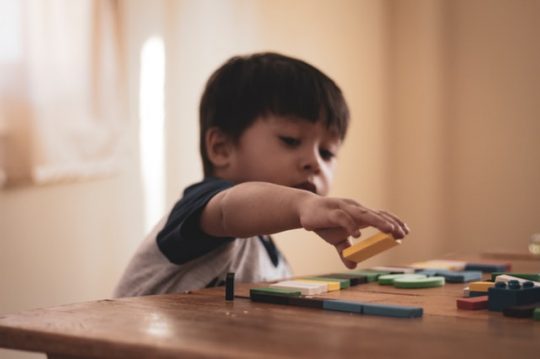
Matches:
[[200, 182, 409, 267]]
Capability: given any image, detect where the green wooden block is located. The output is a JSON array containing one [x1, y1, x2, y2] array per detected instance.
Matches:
[[351, 270, 388, 282], [378, 274, 427, 285], [250, 287, 302, 297], [534, 307, 540, 321], [394, 276, 445, 289]]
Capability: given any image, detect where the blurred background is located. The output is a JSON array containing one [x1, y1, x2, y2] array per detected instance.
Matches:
[[1, 0, 539, 357]]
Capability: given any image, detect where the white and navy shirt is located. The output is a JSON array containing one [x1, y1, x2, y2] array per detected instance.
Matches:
[[114, 177, 292, 297]]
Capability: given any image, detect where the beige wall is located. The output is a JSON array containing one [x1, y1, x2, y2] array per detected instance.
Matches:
[[385, 0, 540, 264], [1, 1, 539, 357]]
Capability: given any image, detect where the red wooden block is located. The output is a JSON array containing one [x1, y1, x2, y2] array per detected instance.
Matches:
[[457, 296, 488, 310]]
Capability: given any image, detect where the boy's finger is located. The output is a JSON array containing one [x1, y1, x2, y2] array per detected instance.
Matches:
[[348, 205, 394, 234], [329, 210, 358, 237], [379, 210, 410, 234], [334, 240, 357, 269], [378, 211, 406, 239]]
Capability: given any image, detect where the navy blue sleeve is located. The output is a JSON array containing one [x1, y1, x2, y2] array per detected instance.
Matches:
[[156, 177, 235, 265]]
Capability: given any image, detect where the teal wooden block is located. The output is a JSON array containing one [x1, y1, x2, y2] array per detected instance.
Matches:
[[322, 300, 363, 314], [362, 303, 423, 318]]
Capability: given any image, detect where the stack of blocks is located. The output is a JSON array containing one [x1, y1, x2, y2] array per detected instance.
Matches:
[[488, 280, 540, 312], [456, 273, 540, 320]]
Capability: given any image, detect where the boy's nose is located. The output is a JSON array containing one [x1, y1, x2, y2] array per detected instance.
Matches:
[[300, 151, 321, 174]]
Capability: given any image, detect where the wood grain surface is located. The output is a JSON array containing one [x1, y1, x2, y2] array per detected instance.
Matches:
[[1, 255, 539, 358]]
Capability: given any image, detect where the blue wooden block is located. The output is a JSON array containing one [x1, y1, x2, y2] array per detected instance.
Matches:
[[444, 271, 483, 283], [362, 303, 423, 318], [417, 269, 482, 283], [322, 300, 364, 314], [488, 283, 540, 311], [465, 263, 509, 273]]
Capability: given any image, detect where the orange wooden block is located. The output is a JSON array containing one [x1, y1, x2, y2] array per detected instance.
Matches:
[[343, 232, 401, 263]]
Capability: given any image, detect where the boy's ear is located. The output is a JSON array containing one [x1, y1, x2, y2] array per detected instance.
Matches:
[[205, 127, 234, 170]]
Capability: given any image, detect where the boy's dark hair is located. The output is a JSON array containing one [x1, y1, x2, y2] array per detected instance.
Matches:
[[199, 52, 350, 176]]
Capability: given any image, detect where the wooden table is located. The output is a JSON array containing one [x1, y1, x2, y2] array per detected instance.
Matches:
[[1, 259, 539, 358]]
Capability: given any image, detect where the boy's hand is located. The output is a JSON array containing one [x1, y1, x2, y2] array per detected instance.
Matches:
[[298, 195, 409, 269]]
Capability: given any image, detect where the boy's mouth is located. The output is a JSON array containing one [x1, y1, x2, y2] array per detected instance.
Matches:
[[292, 181, 317, 194]]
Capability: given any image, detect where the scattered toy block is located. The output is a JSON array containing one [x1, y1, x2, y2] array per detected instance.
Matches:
[[393, 276, 445, 289], [225, 272, 235, 301], [250, 292, 291, 305], [369, 266, 416, 274], [322, 299, 364, 314], [487, 281, 540, 311], [288, 296, 327, 309], [465, 261, 511, 273], [410, 260, 466, 271], [469, 281, 495, 292], [534, 308, 540, 321], [342, 232, 401, 263], [304, 276, 350, 289], [494, 274, 540, 287], [250, 287, 302, 305], [362, 303, 423, 318], [378, 274, 427, 286], [353, 270, 391, 282], [326, 273, 368, 286], [295, 279, 340, 292], [417, 269, 482, 283], [250, 287, 302, 297], [270, 281, 326, 295], [457, 296, 488, 310], [490, 273, 540, 282]]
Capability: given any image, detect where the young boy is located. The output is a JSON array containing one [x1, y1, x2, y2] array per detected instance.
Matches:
[[114, 52, 409, 297]]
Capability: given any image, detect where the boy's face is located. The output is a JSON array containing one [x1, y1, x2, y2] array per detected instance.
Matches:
[[224, 115, 342, 196]]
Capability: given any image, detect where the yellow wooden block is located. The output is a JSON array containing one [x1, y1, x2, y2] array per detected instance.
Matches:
[[409, 259, 466, 271], [342, 232, 401, 263], [296, 279, 341, 291], [469, 281, 495, 292]]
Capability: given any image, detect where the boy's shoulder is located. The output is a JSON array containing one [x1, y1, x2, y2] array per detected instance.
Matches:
[[182, 177, 234, 199]]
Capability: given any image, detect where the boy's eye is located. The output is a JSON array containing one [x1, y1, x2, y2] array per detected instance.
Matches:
[[279, 136, 301, 147], [319, 148, 335, 161]]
